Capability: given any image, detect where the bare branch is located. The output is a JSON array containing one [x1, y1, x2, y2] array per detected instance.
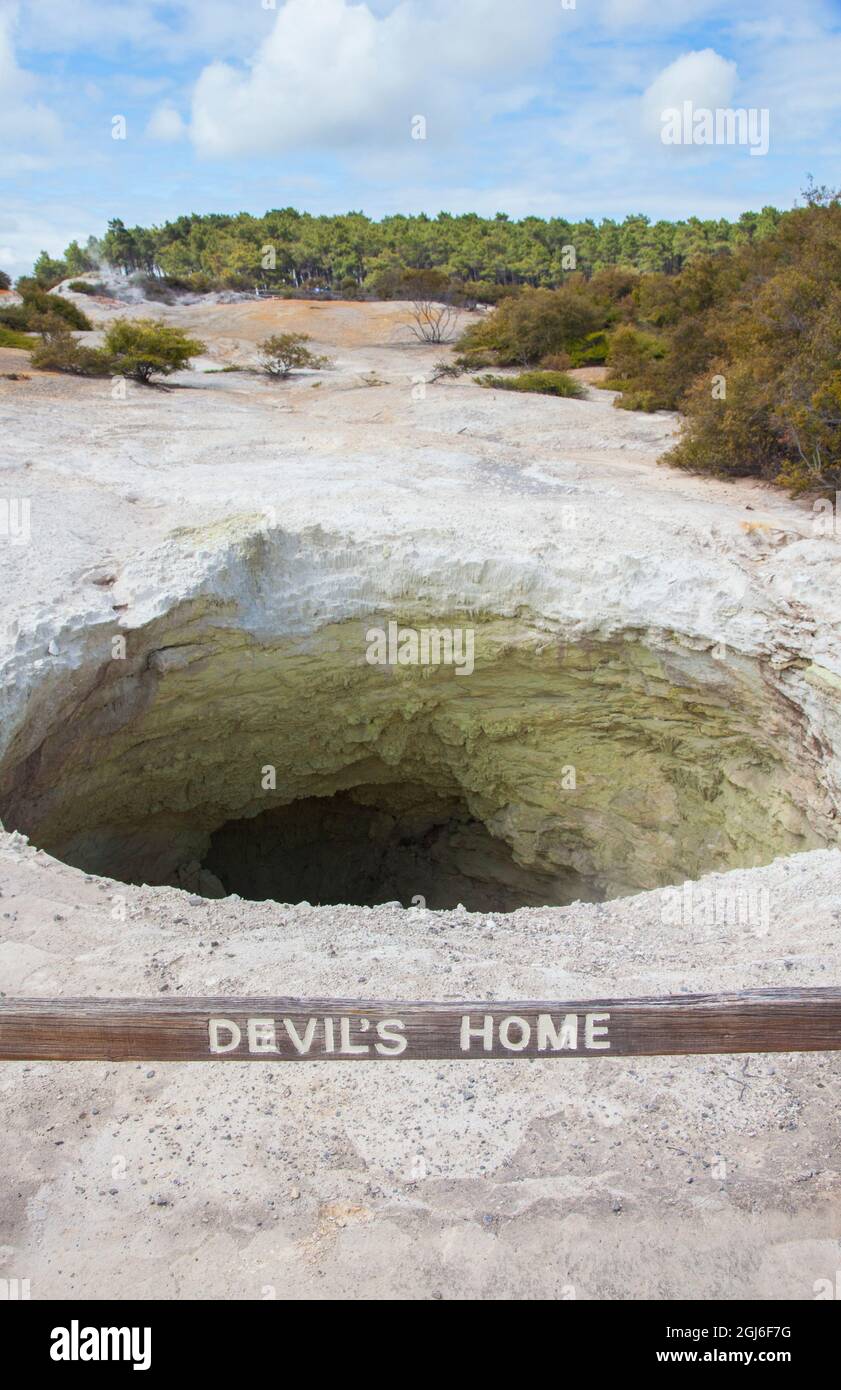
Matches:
[[406, 300, 458, 344]]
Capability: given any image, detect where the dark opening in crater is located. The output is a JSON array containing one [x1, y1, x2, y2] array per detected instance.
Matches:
[[0, 618, 834, 912], [203, 784, 589, 912]]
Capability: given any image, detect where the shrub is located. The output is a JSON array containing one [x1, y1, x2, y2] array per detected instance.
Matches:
[[604, 325, 665, 385], [1, 290, 93, 333], [608, 318, 720, 412], [161, 272, 216, 294], [364, 264, 458, 303], [103, 318, 205, 382], [257, 332, 330, 377], [69, 280, 108, 296], [25, 289, 93, 331], [454, 348, 496, 371], [613, 388, 665, 413], [664, 360, 782, 480], [406, 300, 458, 343], [400, 268, 453, 302], [776, 372, 841, 494], [539, 351, 572, 371], [430, 360, 464, 381], [568, 330, 610, 367], [458, 286, 602, 367], [589, 266, 640, 307], [641, 202, 841, 489], [0, 270, 10, 290], [29, 326, 112, 376], [0, 305, 28, 331], [41, 292, 93, 330], [129, 274, 176, 304], [458, 282, 521, 307], [474, 370, 585, 398], [0, 327, 33, 349]]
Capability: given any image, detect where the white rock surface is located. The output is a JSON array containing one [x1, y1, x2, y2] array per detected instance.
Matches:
[[0, 832, 839, 1299]]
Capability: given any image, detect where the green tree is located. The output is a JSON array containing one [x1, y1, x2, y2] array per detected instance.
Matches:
[[257, 333, 330, 377], [101, 219, 142, 275], [32, 250, 68, 288], [82, 204, 774, 294], [64, 240, 97, 277], [103, 319, 205, 382]]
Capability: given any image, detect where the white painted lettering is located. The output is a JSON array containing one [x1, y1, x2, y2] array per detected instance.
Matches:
[[208, 1018, 241, 1054], [375, 1019, 407, 1055], [460, 1014, 493, 1051], [585, 1012, 611, 1049], [247, 1018, 278, 1053], [340, 1017, 370, 1054], [283, 1017, 317, 1054], [499, 1015, 531, 1050], [537, 1013, 579, 1050]]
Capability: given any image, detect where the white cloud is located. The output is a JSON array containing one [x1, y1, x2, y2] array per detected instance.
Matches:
[[601, 0, 715, 23], [0, 200, 90, 279], [0, 2, 62, 172], [641, 48, 738, 145], [15, 0, 272, 58], [5, 0, 841, 264], [189, 0, 566, 159], [147, 103, 186, 142], [746, 32, 841, 142]]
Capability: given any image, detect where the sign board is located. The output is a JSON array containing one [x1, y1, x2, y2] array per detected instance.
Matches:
[[0, 987, 839, 1061]]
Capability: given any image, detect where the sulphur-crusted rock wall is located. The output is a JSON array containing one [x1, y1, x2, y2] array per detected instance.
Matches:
[[1, 601, 837, 904]]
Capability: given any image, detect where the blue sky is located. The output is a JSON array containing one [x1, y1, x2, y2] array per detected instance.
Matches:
[[2, 0, 841, 276]]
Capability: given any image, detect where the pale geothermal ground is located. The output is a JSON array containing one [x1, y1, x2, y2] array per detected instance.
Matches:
[[0, 286, 839, 1299]]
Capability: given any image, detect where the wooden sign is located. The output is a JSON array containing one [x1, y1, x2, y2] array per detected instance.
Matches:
[[0, 987, 839, 1061]]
